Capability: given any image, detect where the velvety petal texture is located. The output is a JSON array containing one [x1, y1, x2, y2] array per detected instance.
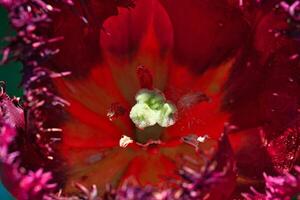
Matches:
[[1, 0, 300, 199]]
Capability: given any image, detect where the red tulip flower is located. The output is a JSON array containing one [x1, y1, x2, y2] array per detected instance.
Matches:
[[0, 0, 300, 199]]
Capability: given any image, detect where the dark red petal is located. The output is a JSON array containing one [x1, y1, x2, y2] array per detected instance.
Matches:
[[266, 119, 300, 173], [159, 0, 249, 73], [101, 0, 173, 58], [208, 133, 236, 200], [223, 4, 300, 181], [229, 128, 274, 179], [224, 3, 300, 132], [228, 128, 282, 197], [48, 0, 129, 75]]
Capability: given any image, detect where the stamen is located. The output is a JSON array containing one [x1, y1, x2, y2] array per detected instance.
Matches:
[[107, 102, 126, 121], [136, 139, 162, 148], [178, 92, 210, 110], [119, 135, 133, 148], [197, 135, 209, 143]]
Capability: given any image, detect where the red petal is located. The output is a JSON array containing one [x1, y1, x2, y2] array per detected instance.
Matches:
[[121, 151, 178, 186], [101, 0, 173, 58], [164, 59, 233, 141], [223, 5, 300, 179], [137, 65, 154, 89], [48, 0, 127, 75], [100, 0, 173, 102], [61, 147, 136, 193], [266, 120, 300, 173], [53, 66, 137, 193], [159, 0, 248, 73]]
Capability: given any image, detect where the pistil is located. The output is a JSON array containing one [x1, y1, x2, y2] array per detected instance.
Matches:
[[129, 89, 177, 129]]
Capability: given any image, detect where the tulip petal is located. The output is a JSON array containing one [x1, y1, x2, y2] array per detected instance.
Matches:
[[159, 0, 249, 73]]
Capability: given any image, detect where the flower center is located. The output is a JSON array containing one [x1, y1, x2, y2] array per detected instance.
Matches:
[[129, 89, 177, 144], [129, 89, 177, 129]]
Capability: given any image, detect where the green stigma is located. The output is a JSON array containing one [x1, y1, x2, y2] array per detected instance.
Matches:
[[129, 89, 177, 129]]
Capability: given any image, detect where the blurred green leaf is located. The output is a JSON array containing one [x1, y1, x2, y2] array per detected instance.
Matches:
[[0, 6, 23, 97]]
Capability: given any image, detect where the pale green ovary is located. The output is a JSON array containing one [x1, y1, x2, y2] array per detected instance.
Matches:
[[129, 89, 177, 129]]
